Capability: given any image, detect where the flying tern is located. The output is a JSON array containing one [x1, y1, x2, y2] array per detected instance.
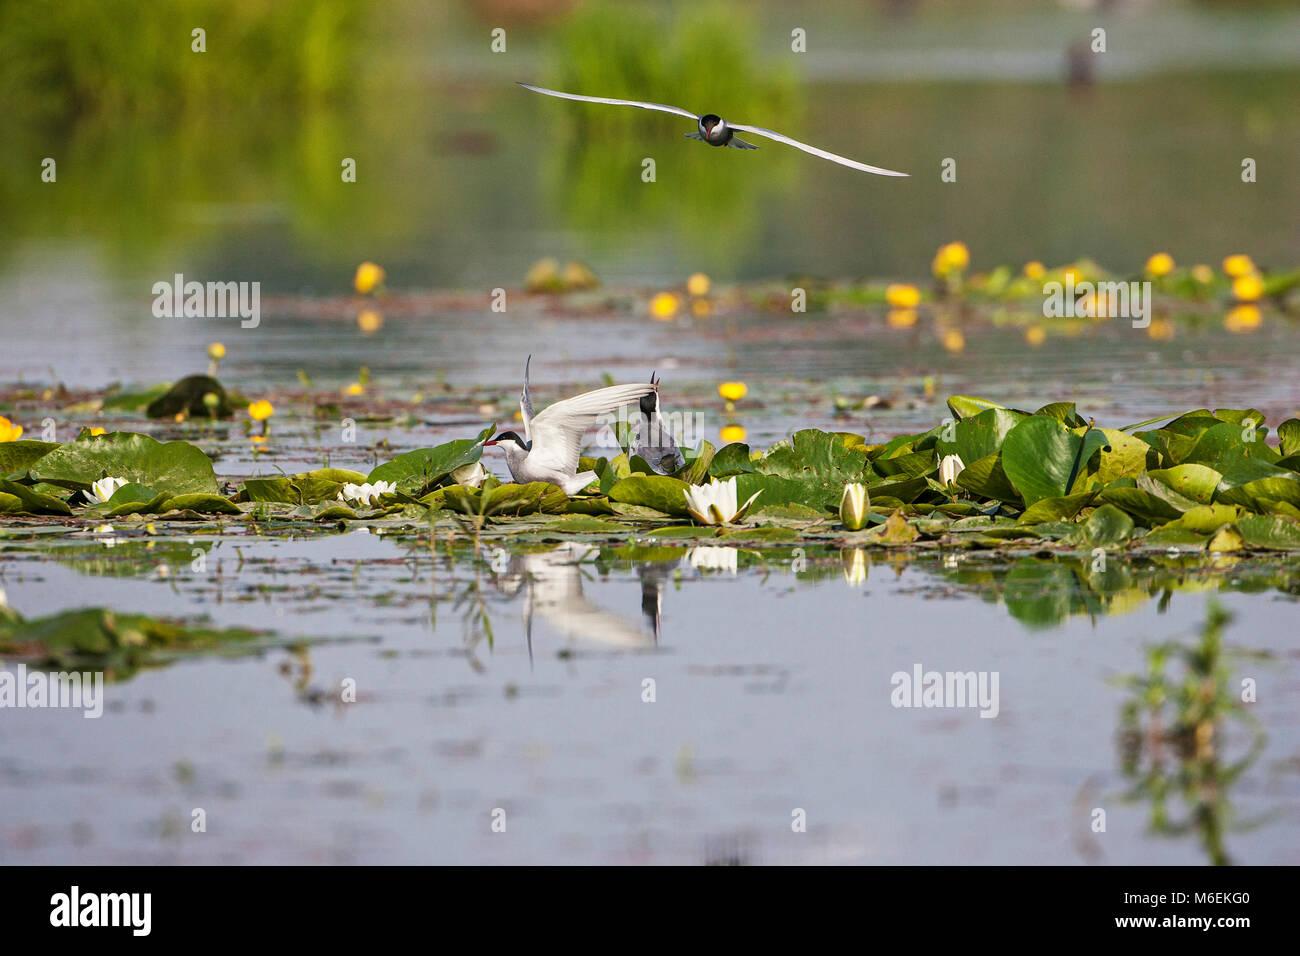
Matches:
[[518, 82, 908, 177], [485, 361, 656, 495]]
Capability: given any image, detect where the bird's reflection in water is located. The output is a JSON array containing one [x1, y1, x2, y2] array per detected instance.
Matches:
[[491, 542, 689, 666]]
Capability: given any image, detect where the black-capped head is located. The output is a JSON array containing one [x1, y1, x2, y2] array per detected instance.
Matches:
[[484, 430, 529, 450], [639, 372, 661, 416], [700, 114, 722, 133]]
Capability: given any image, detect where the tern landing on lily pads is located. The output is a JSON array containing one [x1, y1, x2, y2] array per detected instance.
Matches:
[[486, 359, 656, 496], [518, 82, 909, 177]]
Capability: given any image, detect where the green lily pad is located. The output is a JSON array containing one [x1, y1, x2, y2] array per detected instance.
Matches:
[[1234, 514, 1300, 550], [31, 432, 219, 495], [159, 493, 241, 515], [0, 440, 60, 477], [367, 428, 490, 494], [1068, 504, 1134, 547], [0, 477, 74, 515], [608, 475, 692, 517]]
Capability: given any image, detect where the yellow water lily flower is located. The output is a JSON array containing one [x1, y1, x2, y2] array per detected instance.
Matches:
[[718, 382, 747, 403], [1232, 274, 1264, 302], [248, 399, 274, 421], [1222, 254, 1255, 278], [1144, 252, 1174, 277], [719, 424, 746, 443], [357, 308, 383, 334], [1024, 325, 1046, 346], [886, 283, 921, 308], [932, 242, 970, 278], [649, 292, 680, 320], [345, 382, 365, 396], [88, 427, 106, 436], [1147, 318, 1175, 341], [887, 308, 918, 328], [354, 261, 386, 294], [1023, 261, 1046, 279], [0, 416, 24, 442], [207, 342, 226, 360], [1224, 305, 1261, 333], [686, 272, 710, 297], [941, 328, 965, 353]]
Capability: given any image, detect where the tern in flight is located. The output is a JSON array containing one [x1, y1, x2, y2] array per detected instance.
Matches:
[[518, 82, 908, 177], [485, 357, 655, 495]]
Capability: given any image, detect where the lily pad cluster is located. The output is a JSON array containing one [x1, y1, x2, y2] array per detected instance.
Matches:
[[4, 400, 1300, 552]]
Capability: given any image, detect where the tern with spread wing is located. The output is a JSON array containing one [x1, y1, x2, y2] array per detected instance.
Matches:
[[518, 82, 908, 177], [485, 359, 655, 495]]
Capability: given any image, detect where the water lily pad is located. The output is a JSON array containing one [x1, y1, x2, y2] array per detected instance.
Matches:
[[0, 477, 74, 515], [609, 475, 691, 517], [1001, 416, 1095, 505], [1017, 492, 1094, 525], [159, 493, 241, 515], [947, 395, 1009, 420], [540, 515, 635, 534], [1278, 419, 1300, 458], [367, 429, 490, 494], [869, 510, 919, 544], [1234, 514, 1300, 550], [0, 440, 59, 477], [1159, 504, 1240, 534], [708, 442, 757, 476], [935, 407, 1026, 465], [444, 481, 567, 517], [1207, 525, 1244, 552], [1146, 464, 1221, 504], [31, 432, 219, 495], [1068, 504, 1134, 547]]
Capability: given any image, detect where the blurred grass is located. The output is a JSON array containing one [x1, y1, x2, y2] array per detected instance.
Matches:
[[0, 0, 365, 126], [543, 0, 800, 138]]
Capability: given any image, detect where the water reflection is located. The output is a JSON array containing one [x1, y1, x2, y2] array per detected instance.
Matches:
[[1113, 601, 1270, 866]]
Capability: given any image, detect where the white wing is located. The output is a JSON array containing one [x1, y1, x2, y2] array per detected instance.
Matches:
[[519, 82, 698, 121], [520, 354, 535, 441], [528, 382, 656, 477], [727, 123, 908, 176]]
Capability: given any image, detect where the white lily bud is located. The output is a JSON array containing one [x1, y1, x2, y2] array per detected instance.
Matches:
[[840, 482, 869, 530], [939, 454, 966, 488]]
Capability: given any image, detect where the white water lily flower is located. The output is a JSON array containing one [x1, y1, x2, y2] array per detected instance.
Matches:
[[450, 462, 489, 488], [86, 476, 128, 505], [682, 477, 761, 526], [840, 482, 869, 530], [939, 454, 966, 488], [687, 546, 739, 574], [338, 480, 396, 508]]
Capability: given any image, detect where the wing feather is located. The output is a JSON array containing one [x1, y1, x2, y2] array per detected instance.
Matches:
[[518, 83, 698, 121], [520, 354, 535, 441], [528, 383, 656, 476], [727, 123, 908, 176]]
